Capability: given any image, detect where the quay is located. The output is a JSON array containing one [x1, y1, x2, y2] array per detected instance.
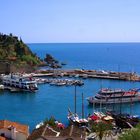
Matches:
[[32, 69, 140, 82]]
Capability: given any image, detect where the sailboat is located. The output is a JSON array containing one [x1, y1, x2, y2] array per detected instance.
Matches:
[[67, 91, 88, 126]]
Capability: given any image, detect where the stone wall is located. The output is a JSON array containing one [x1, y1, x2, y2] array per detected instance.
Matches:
[[0, 61, 10, 74]]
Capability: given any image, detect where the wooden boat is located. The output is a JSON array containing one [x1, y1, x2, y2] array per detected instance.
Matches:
[[67, 109, 88, 126], [106, 111, 140, 128], [68, 92, 88, 126]]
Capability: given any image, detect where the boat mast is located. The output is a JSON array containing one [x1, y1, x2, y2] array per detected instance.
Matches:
[[118, 65, 120, 79], [74, 83, 77, 116], [100, 98, 102, 112], [100, 79, 102, 112], [82, 93, 84, 118], [113, 89, 115, 111], [120, 92, 124, 114], [130, 89, 135, 116], [130, 93, 133, 116], [93, 90, 95, 114]]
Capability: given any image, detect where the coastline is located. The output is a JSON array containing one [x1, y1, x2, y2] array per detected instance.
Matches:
[[1, 43, 140, 133]]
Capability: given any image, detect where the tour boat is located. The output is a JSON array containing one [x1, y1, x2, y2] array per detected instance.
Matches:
[[87, 88, 140, 105], [2, 74, 38, 92]]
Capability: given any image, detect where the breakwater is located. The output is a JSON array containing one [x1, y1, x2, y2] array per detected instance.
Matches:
[[33, 69, 140, 82]]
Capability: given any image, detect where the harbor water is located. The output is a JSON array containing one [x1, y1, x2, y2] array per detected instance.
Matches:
[[0, 43, 140, 131]]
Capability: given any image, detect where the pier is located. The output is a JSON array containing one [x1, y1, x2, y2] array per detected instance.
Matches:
[[33, 69, 140, 82], [1, 69, 140, 93]]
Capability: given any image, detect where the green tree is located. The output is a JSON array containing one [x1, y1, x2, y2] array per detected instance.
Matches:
[[44, 116, 56, 127], [91, 122, 112, 140], [118, 129, 140, 140], [118, 123, 140, 140]]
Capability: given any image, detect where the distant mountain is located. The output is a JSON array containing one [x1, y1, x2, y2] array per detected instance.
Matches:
[[0, 33, 42, 66]]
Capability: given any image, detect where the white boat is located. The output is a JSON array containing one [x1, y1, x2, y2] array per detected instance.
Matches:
[[0, 85, 4, 89], [36, 122, 44, 129], [87, 88, 140, 105], [2, 74, 38, 92]]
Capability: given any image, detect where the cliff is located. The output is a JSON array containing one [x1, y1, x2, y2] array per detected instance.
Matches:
[[0, 33, 42, 70]]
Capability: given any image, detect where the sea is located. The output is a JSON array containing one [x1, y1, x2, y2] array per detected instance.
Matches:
[[1, 43, 140, 131]]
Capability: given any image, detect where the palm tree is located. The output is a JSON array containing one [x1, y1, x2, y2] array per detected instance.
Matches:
[[44, 116, 56, 127], [91, 121, 112, 140]]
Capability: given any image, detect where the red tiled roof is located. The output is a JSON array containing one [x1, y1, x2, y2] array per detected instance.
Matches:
[[0, 136, 6, 140], [0, 120, 29, 136]]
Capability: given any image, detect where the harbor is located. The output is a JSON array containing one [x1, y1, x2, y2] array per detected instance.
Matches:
[[34, 69, 140, 81], [0, 73, 84, 92], [1, 67, 140, 93], [1, 44, 140, 140]]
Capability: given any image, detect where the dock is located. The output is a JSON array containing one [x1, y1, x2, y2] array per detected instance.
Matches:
[[31, 69, 140, 82]]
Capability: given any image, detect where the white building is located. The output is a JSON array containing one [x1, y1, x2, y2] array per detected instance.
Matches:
[[0, 120, 29, 140]]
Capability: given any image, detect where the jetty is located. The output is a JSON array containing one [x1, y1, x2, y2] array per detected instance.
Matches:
[[35, 78, 84, 86], [32, 69, 140, 82]]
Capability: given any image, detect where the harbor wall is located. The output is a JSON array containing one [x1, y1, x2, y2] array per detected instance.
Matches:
[[0, 61, 10, 74]]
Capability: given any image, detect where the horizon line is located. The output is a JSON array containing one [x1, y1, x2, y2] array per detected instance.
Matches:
[[27, 42, 140, 44]]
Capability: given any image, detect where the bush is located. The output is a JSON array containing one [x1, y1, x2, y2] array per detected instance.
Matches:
[[22, 55, 40, 65], [44, 116, 56, 127], [119, 123, 140, 140]]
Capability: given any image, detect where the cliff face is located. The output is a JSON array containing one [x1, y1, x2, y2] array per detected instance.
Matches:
[[0, 33, 41, 66]]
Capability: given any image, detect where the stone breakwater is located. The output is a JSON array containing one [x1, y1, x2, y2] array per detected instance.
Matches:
[[33, 69, 140, 82]]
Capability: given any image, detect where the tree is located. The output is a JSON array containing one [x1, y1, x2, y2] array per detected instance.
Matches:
[[118, 129, 140, 140], [9, 33, 13, 37], [118, 123, 140, 140], [91, 121, 112, 140], [44, 116, 56, 127]]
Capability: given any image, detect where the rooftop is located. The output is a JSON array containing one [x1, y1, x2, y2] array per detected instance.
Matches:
[[0, 120, 29, 136]]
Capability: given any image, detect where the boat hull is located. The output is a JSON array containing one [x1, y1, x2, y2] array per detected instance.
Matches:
[[87, 97, 140, 105]]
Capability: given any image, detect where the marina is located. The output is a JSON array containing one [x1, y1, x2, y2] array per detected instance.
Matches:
[[35, 78, 84, 86], [1, 43, 140, 134], [34, 69, 140, 82], [1, 0, 140, 138], [0, 74, 84, 92]]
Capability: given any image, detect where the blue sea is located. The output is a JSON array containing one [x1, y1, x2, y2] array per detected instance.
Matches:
[[1, 43, 140, 131]]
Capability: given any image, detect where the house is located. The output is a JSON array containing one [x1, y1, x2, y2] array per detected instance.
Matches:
[[28, 124, 86, 140], [0, 136, 6, 140], [0, 120, 29, 140]]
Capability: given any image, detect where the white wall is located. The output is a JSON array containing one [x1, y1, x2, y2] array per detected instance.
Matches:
[[0, 129, 11, 138], [16, 132, 27, 140], [0, 129, 27, 140]]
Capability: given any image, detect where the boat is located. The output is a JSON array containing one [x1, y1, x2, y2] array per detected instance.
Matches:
[[36, 121, 44, 129], [106, 111, 140, 128], [67, 92, 88, 126], [0, 84, 4, 90], [67, 109, 88, 126], [61, 62, 67, 65], [2, 74, 38, 92], [87, 88, 140, 105], [55, 82, 66, 86]]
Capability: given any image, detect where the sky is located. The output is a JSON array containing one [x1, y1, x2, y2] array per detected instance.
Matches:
[[0, 0, 140, 43]]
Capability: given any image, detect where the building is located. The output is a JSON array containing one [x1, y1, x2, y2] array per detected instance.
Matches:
[[28, 124, 86, 140], [0, 120, 29, 140], [0, 136, 6, 140]]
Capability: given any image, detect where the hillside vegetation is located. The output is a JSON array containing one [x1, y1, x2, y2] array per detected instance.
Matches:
[[0, 33, 41, 66]]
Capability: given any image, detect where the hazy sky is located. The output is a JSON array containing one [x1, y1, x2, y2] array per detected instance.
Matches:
[[0, 0, 140, 43]]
